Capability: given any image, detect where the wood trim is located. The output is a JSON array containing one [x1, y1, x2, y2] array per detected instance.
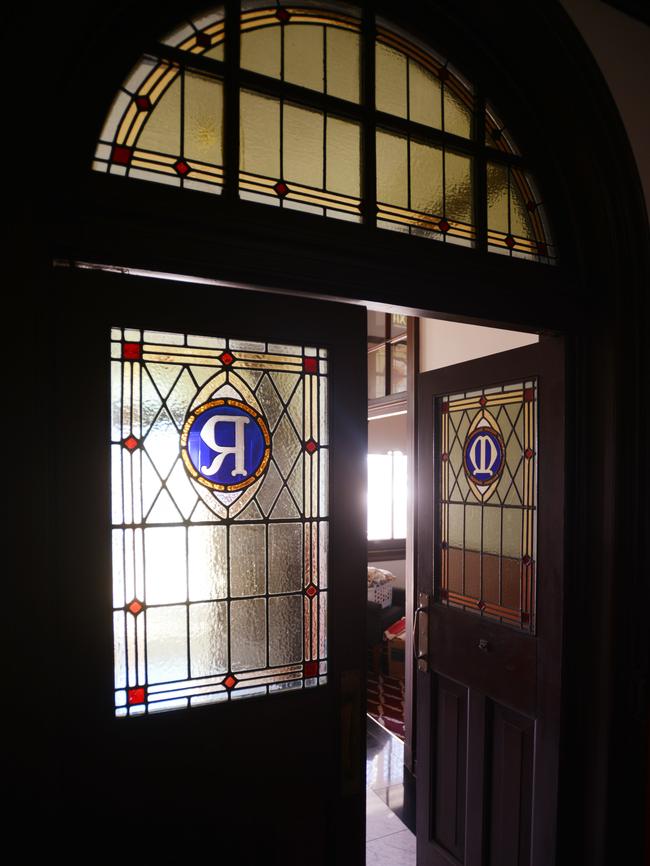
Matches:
[[404, 316, 419, 772]]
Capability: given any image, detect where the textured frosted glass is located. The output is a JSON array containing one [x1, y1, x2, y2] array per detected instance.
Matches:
[[269, 595, 303, 665], [487, 162, 509, 233], [144, 526, 186, 604], [284, 104, 324, 188], [376, 131, 408, 206], [230, 598, 267, 671], [448, 503, 464, 548], [444, 87, 471, 138], [375, 43, 406, 118], [285, 24, 324, 92], [326, 117, 360, 196], [502, 509, 522, 559], [410, 140, 443, 214], [188, 525, 228, 600], [326, 28, 360, 102], [184, 72, 223, 165], [483, 506, 501, 556], [189, 601, 228, 677], [146, 605, 188, 683], [409, 60, 441, 129], [269, 522, 303, 593], [241, 26, 281, 79], [240, 90, 280, 178], [465, 504, 481, 550], [138, 77, 181, 154], [445, 152, 472, 224], [230, 524, 266, 596], [510, 175, 534, 238], [143, 407, 178, 478], [272, 414, 301, 478]]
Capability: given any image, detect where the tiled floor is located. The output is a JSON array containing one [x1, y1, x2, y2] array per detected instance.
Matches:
[[366, 716, 416, 865]]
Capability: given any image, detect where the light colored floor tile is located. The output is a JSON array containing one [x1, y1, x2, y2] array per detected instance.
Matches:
[[366, 789, 409, 842], [366, 829, 416, 865]]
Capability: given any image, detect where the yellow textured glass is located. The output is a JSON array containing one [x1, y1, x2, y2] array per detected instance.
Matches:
[[326, 28, 360, 103], [285, 24, 324, 92], [284, 104, 324, 188], [375, 43, 407, 118], [444, 87, 472, 138], [326, 117, 360, 196], [376, 130, 408, 206], [240, 90, 280, 178], [241, 26, 281, 79], [445, 151, 473, 223], [487, 162, 509, 233], [409, 60, 442, 130], [137, 77, 181, 154], [510, 174, 534, 238], [184, 73, 223, 165], [410, 140, 443, 214]]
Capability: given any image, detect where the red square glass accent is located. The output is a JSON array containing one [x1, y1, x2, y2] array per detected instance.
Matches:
[[305, 439, 318, 454], [275, 7, 292, 22], [479, 395, 487, 406], [438, 218, 450, 233], [305, 584, 317, 598], [223, 674, 238, 690], [111, 144, 133, 166], [273, 180, 289, 197], [477, 600, 486, 611], [123, 342, 141, 360], [127, 599, 143, 615], [128, 687, 145, 705], [440, 401, 449, 414], [303, 357, 318, 373], [123, 435, 139, 452], [525, 448, 534, 459], [304, 661, 318, 678], [219, 351, 235, 366], [135, 95, 152, 111], [174, 159, 191, 177], [195, 32, 212, 48], [524, 387, 535, 402], [522, 555, 532, 566], [505, 234, 516, 249]]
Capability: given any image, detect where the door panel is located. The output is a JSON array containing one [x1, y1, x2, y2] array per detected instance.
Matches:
[[416, 341, 564, 866], [47, 267, 367, 864]]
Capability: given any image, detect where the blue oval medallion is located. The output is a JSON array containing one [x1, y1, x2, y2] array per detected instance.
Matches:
[[463, 426, 505, 487], [181, 399, 271, 492]]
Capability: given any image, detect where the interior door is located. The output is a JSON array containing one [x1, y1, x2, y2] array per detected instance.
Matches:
[[415, 340, 564, 866], [45, 267, 367, 864]]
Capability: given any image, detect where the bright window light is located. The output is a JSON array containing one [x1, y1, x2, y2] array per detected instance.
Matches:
[[367, 451, 407, 540]]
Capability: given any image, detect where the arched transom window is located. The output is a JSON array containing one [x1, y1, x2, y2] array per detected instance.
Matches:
[[94, 1, 555, 263]]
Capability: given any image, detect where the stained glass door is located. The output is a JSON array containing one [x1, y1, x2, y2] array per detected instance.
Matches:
[[51, 268, 367, 864], [415, 340, 564, 866]]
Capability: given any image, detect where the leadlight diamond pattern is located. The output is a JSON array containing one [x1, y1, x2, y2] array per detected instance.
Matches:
[[110, 328, 328, 716]]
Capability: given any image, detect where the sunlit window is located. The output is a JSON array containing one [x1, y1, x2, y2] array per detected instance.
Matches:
[[367, 451, 407, 541]]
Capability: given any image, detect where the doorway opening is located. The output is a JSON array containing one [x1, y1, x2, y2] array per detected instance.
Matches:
[[364, 307, 539, 862]]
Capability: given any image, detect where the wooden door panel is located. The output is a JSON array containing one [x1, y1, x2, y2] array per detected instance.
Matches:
[[416, 341, 564, 866]]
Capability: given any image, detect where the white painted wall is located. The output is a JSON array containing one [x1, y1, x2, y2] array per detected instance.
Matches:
[[420, 318, 538, 372], [371, 559, 406, 589]]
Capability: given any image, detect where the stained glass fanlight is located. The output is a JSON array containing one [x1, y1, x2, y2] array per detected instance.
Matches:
[[111, 327, 328, 716], [93, 2, 556, 262]]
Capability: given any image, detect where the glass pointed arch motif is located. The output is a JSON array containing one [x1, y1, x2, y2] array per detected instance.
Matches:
[[93, 4, 555, 257]]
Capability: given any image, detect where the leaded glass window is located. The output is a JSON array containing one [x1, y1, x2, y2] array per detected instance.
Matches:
[[93, 2, 555, 262], [439, 381, 537, 630], [111, 327, 328, 716]]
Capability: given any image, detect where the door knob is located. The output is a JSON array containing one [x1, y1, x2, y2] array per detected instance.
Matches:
[[478, 639, 489, 652]]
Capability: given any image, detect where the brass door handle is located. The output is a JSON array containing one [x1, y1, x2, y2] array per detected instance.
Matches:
[[412, 592, 430, 672]]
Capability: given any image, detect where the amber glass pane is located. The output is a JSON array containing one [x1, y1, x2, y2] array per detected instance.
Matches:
[[445, 151, 472, 224], [285, 24, 324, 92], [409, 59, 442, 129], [510, 174, 534, 239], [284, 104, 324, 188], [240, 90, 280, 178], [410, 140, 443, 215], [443, 86, 471, 138], [241, 26, 281, 79], [137, 77, 181, 154], [376, 130, 408, 206], [184, 72, 223, 165], [375, 42, 407, 118], [487, 162, 509, 234], [327, 27, 360, 103], [326, 117, 360, 196]]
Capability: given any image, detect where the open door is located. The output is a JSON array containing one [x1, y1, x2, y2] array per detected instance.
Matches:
[[415, 341, 564, 866], [46, 267, 367, 864]]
